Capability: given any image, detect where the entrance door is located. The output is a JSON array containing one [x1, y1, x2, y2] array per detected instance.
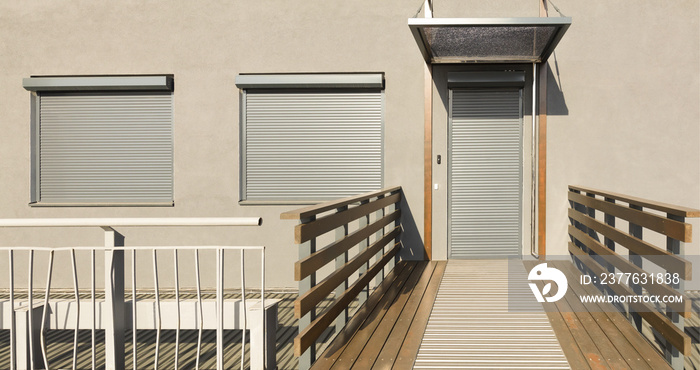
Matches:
[[448, 88, 523, 258]]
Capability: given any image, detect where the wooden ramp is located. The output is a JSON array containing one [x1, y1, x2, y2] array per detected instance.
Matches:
[[311, 261, 446, 370], [415, 259, 570, 369]]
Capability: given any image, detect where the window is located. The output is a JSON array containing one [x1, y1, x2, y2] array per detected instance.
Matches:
[[236, 74, 385, 203], [23, 76, 174, 205]]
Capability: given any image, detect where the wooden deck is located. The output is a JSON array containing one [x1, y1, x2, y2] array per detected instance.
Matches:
[[310, 260, 446, 370], [3, 259, 697, 369], [526, 260, 673, 370]]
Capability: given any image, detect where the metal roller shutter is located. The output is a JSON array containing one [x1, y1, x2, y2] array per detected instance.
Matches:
[[449, 88, 522, 258], [243, 90, 383, 201], [38, 92, 173, 204]]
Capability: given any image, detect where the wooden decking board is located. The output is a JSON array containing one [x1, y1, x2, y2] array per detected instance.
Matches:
[[526, 260, 673, 370], [385, 261, 446, 370], [311, 261, 416, 369], [557, 261, 672, 370], [525, 261, 612, 369], [310, 261, 446, 370], [542, 305, 593, 369], [329, 262, 429, 370], [351, 262, 436, 369], [555, 260, 671, 370], [555, 262, 653, 370]]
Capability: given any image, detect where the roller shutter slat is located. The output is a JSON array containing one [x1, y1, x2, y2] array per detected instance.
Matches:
[[244, 91, 383, 201], [38, 93, 173, 203], [449, 89, 522, 258]]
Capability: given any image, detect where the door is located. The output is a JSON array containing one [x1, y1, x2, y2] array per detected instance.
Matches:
[[448, 88, 523, 258]]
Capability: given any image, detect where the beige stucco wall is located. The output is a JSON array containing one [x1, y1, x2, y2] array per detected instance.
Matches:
[[544, 0, 700, 257], [0, 0, 426, 290], [0, 0, 698, 289]]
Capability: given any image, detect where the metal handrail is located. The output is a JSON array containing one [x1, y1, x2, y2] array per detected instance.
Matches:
[[0, 217, 262, 227]]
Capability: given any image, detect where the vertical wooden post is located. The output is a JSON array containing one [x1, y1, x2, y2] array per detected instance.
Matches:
[[335, 206, 350, 331], [298, 216, 316, 370], [423, 62, 433, 261], [604, 198, 617, 298], [666, 214, 685, 370], [357, 201, 369, 306], [603, 198, 616, 252], [585, 193, 597, 239], [391, 192, 400, 270], [423, 0, 433, 261], [375, 194, 386, 287], [628, 205, 643, 331], [103, 227, 125, 370]]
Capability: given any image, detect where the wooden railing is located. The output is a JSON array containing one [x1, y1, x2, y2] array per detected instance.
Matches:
[[281, 186, 402, 370], [568, 186, 700, 369]]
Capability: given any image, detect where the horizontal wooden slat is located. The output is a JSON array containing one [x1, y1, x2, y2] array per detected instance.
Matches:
[[294, 192, 401, 244], [280, 186, 401, 220], [295, 227, 400, 318], [294, 242, 400, 357], [568, 209, 692, 280], [570, 186, 700, 218], [295, 209, 400, 281], [568, 242, 692, 355], [569, 191, 691, 242], [568, 225, 690, 316]]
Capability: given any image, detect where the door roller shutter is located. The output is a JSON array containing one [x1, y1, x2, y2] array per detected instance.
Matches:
[[243, 90, 383, 201], [38, 92, 173, 203], [449, 89, 522, 258]]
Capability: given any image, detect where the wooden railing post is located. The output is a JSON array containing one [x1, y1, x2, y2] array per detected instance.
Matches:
[[335, 207, 349, 331], [666, 213, 685, 370], [103, 227, 125, 370], [585, 192, 597, 240], [568, 189, 586, 273], [628, 204, 643, 331], [298, 216, 316, 370], [374, 194, 386, 288], [603, 197, 617, 299], [357, 200, 370, 305], [391, 193, 400, 271]]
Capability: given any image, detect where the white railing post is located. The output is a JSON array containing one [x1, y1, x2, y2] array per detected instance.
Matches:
[[103, 227, 125, 370]]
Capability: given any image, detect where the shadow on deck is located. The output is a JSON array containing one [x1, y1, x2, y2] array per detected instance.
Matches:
[[311, 259, 699, 370]]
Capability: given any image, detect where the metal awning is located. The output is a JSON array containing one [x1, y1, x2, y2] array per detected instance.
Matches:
[[408, 17, 571, 64]]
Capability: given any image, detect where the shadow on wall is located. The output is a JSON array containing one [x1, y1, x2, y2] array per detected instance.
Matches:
[[399, 189, 424, 260], [547, 53, 569, 116]]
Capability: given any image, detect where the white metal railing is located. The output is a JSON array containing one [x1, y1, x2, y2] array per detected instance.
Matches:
[[0, 218, 270, 370]]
